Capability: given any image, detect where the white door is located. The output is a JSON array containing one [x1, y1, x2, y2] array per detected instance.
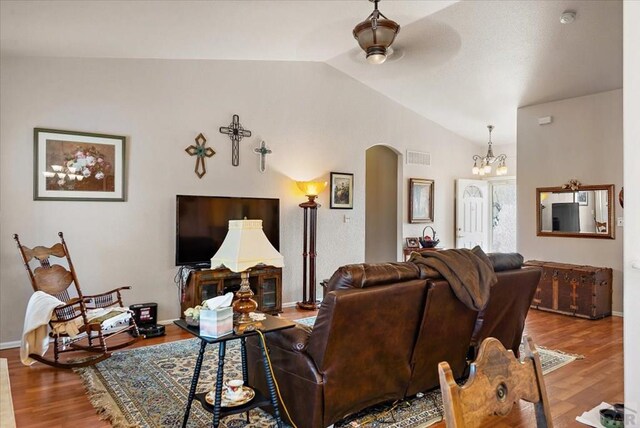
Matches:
[[456, 179, 489, 250]]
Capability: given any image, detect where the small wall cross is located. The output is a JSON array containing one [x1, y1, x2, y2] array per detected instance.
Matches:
[[219, 114, 252, 167], [253, 141, 272, 173], [185, 133, 215, 178]]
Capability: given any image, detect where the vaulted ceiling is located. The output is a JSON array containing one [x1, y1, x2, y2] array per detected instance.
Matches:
[[0, 0, 622, 146]]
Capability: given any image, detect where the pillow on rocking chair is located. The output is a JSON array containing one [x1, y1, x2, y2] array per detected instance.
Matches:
[[86, 307, 132, 330]]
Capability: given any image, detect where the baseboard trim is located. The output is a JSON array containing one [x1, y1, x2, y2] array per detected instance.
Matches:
[[0, 341, 20, 350], [612, 311, 624, 317]]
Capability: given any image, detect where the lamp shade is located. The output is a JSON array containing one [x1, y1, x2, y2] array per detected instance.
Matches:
[[210, 219, 284, 272], [296, 181, 327, 197]]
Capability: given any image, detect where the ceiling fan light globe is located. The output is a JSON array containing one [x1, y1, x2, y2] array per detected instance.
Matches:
[[353, 13, 400, 65], [367, 52, 387, 64]]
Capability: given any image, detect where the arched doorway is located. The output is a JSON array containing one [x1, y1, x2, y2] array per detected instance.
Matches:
[[365, 145, 401, 262]]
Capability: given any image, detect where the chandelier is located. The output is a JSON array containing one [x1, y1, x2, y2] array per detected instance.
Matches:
[[472, 125, 508, 176], [353, 0, 400, 65]]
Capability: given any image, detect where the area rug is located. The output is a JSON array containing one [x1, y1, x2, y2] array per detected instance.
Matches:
[[76, 320, 582, 428]]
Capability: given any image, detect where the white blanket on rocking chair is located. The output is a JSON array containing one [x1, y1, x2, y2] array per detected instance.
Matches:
[[21, 291, 66, 366]]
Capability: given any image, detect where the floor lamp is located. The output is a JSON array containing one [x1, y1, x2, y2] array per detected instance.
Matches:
[[296, 181, 327, 311]]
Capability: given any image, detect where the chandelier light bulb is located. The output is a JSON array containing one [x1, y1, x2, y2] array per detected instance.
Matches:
[[472, 165, 480, 175], [484, 164, 492, 174]]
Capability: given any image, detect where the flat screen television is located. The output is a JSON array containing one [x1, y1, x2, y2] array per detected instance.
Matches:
[[551, 202, 580, 232], [175, 195, 280, 267]]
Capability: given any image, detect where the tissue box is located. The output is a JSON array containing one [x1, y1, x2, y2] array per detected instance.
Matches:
[[199, 307, 233, 338]]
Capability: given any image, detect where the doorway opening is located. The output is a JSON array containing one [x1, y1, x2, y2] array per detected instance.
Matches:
[[365, 145, 401, 262]]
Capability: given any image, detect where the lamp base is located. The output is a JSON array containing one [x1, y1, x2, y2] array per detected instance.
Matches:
[[296, 300, 320, 311], [233, 271, 258, 324]]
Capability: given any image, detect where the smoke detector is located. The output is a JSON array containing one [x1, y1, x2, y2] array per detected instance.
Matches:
[[560, 11, 576, 24]]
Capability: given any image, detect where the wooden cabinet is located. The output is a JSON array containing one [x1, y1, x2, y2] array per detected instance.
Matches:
[[181, 266, 282, 318], [524, 260, 612, 319]]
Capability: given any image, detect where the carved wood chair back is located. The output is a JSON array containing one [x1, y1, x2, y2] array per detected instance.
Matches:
[[438, 336, 552, 428], [14, 232, 85, 320], [13, 232, 86, 322]]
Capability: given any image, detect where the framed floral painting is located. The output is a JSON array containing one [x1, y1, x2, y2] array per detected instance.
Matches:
[[34, 128, 126, 201]]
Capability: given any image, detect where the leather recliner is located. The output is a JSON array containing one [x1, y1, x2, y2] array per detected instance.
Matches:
[[246, 255, 541, 428]]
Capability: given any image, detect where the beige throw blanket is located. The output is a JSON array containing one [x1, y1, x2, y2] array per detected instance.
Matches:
[[409, 246, 497, 311], [21, 291, 66, 366]]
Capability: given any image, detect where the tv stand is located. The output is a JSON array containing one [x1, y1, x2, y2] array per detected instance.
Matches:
[[181, 266, 282, 317]]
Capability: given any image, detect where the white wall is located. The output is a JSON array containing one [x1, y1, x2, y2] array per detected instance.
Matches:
[[0, 57, 477, 344], [516, 89, 623, 313], [623, 0, 640, 422]]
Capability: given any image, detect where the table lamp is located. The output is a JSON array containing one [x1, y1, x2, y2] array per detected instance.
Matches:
[[210, 219, 284, 324], [296, 180, 327, 310]]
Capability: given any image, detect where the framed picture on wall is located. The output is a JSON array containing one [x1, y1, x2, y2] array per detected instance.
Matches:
[[409, 178, 434, 223], [330, 172, 354, 209], [575, 191, 588, 206], [34, 128, 126, 201]]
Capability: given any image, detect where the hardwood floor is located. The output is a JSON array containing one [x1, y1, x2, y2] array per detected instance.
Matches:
[[0, 309, 622, 427]]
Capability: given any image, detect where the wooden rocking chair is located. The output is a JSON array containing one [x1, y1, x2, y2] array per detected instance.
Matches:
[[438, 336, 552, 427], [14, 232, 142, 369]]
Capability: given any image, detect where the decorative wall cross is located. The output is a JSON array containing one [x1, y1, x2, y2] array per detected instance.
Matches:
[[253, 141, 272, 173], [219, 114, 252, 167], [185, 133, 215, 178]]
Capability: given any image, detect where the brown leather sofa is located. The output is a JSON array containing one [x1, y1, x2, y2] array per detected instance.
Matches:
[[246, 254, 541, 428]]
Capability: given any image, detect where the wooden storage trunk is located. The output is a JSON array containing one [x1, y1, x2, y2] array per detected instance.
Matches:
[[524, 260, 612, 319]]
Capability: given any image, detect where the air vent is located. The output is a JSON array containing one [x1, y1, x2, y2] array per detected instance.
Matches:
[[406, 150, 431, 166]]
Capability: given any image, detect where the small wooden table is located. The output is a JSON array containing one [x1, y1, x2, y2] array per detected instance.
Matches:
[[175, 315, 295, 428], [403, 247, 444, 261]]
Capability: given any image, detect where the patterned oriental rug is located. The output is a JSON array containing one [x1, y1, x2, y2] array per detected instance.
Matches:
[[76, 317, 582, 428]]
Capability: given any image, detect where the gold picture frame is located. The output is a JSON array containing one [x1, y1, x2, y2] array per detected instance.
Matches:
[[409, 178, 434, 223]]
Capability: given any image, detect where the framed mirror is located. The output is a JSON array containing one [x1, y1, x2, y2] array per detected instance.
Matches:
[[536, 184, 615, 239]]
